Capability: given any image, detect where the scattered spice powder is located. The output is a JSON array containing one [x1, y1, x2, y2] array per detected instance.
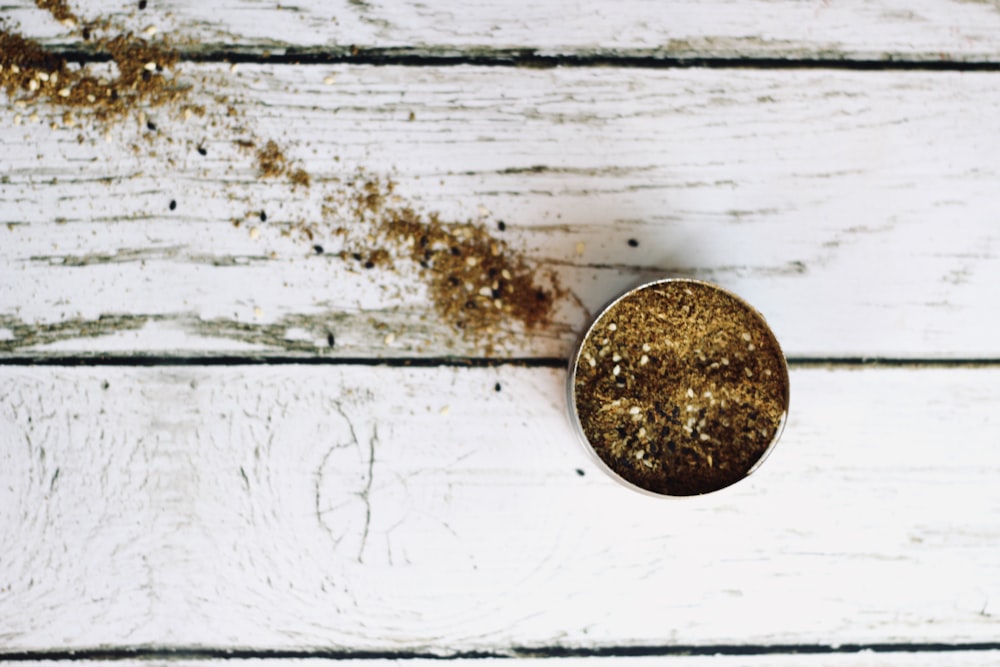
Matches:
[[571, 280, 789, 496], [3, 1, 562, 353], [322, 176, 561, 351], [0, 25, 186, 123]]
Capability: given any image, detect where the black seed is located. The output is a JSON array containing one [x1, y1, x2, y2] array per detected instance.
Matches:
[[491, 288, 502, 299], [456, 321, 465, 329], [671, 406, 681, 420], [627, 238, 639, 247], [138, 0, 147, 8], [419, 260, 429, 269], [668, 441, 677, 452], [575, 468, 585, 477], [313, 244, 324, 255], [497, 220, 506, 231], [464, 300, 476, 309], [327, 333, 335, 348], [259, 211, 267, 222], [450, 246, 460, 256], [616, 426, 628, 438], [487, 268, 498, 278], [197, 146, 207, 156], [101, 380, 110, 390], [418, 235, 428, 247], [141, 70, 151, 82], [494, 382, 502, 392], [110, 90, 118, 101], [423, 250, 433, 261], [649, 443, 661, 455], [447, 276, 460, 287], [82, 27, 91, 40], [169, 199, 177, 210], [535, 289, 546, 301], [364, 260, 375, 269], [352, 252, 362, 261], [146, 120, 156, 131]]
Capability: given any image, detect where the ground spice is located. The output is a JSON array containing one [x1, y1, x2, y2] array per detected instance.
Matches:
[[0, 25, 186, 123], [571, 280, 789, 496], [322, 176, 560, 351], [3, 1, 561, 353]]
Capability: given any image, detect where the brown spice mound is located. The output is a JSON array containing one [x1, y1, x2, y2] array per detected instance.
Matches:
[[0, 25, 184, 123], [572, 280, 789, 496], [326, 176, 560, 351]]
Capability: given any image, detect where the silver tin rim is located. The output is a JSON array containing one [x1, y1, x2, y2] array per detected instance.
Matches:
[[565, 278, 790, 497]]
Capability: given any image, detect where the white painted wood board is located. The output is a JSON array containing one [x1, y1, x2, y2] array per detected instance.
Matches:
[[3, 66, 999, 358], [6, 0, 1000, 61], [4, 657, 1000, 667], [2, 365, 998, 650]]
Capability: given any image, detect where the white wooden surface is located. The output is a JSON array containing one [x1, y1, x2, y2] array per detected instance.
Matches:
[[7, 0, 1000, 61], [3, 66, 1000, 358], [4, 658, 1000, 667], [3, 0, 1000, 662], [2, 366, 999, 649]]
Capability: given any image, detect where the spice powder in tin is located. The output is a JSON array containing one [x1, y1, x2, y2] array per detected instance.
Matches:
[[571, 280, 789, 496]]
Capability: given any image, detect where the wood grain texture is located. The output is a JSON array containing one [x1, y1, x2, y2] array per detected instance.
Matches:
[[5, 0, 1000, 61], [2, 365, 998, 650], [5, 657, 1000, 667], [3, 66, 999, 358]]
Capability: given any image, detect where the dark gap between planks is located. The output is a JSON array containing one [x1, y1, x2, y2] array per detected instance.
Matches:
[[1, 643, 1000, 661], [42, 47, 1000, 70], [1, 356, 1000, 368]]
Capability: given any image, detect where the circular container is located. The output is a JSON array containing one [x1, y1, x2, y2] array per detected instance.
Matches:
[[567, 278, 789, 497]]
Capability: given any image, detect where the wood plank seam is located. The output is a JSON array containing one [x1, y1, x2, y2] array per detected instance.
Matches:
[[30, 47, 1000, 69]]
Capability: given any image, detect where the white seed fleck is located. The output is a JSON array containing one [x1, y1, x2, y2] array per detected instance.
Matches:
[[639, 355, 649, 366], [612, 354, 622, 362], [742, 332, 752, 341], [703, 391, 713, 398], [607, 322, 617, 332], [585, 353, 596, 368], [686, 388, 695, 398], [28, 79, 38, 92], [478, 286, 492, 297], [699, 433, 710, 441], [86, 94, 96, 103], [58, 87, 71, 98], [323, 75, 336, 85], [29, 112, 39, 123], [748, 343, 755, 351], [37, 72, 49, 82], [707, 453, 713, 467], [721, 357, 729, 366], [501, 269, 512, 280], [11, 64, 20, 74], [635, 450, 644, 460], [13, 114, 22, 126], [575, 241, 585, 256], [637, 427, 647, 438], [628, 406, 642, 415], [253, 306, 263, 318], [230, 63, 239, 73], [764, 369, 772, 377], [745, 367, 753, 377], [144, 61, 158, 71], [384, 333, 395, 345], [612, 364, 620, 376], [183, 108, 193, 121], [439, 405, 450, 416], [642, 343, 651, 352], [144, 25, 158, 36], [248, 226, 260, 240]]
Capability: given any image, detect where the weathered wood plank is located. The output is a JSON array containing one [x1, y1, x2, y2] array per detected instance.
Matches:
[[4, 656, 1000, 667], [1, 366, 999, 649], [2, 66, 999, 358], [6, 0, 1000, 61]]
